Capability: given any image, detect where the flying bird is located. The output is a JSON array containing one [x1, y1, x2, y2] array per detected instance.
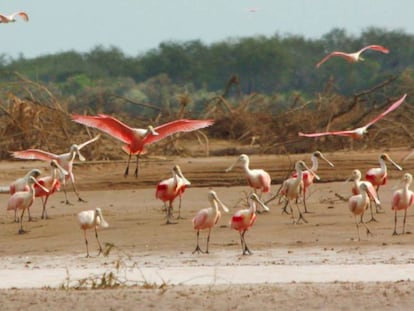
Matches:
[[192, 190, 229, 254], [316, 45, 389, 68], [298, 94, 407, 139], [0, 11, 29, 23], [391, 173, 414, 236], [72, 114, 214, 177], [78, 208, 109, 257], [10, 135, 100, 204]]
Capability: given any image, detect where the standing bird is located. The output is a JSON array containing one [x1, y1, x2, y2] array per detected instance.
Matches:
[[72, 114, 214, 177], [35, 160, 68, 219], [365, 153, 402, 200], [10, 135, 100, 204], [316, 45, 389, 68], [9, 168, 42, 222], [230, 193, 268, 255], [155, 165, 191, 224], [348, 183, 379, 241], [0, 11, 29, 23], [346, 169, 381, 222], [292, 151, 334, 213], [298, 94, 407, 139], [280, 160, 318, 224], [7, 176, 49, 234], [77, 208, 109, 257], [225, 154, 271, 212], [391, 173, 414, 235], [192, 190, 229, 254]]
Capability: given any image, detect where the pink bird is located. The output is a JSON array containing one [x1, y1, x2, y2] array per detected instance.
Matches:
[[192, 190, 229, 254], [230, 193, 268, 255], [78, 208, 109, 257], [35, 160, 68, 219], [346, 169, 381, 223], [225, 154, 271, 212], [291, 151, 334, 213], [280, 160, 318, 224], [72, 114, 214, 177], [365, 153, 402, 200], [392, 173, 414, 235], [0, 11, 29, 23], [10, 135, 100, 204], [155, 165, 191, 224], [348, 183, 379, 241], [7, 176, 49, 234], [298, 94, 407, 139], [316, 45, 389, 68]]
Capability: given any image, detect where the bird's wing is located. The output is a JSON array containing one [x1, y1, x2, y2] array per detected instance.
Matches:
[[77, 134, 101, 150], [0, 14, 9, 22], [144, 119, 214, 145], [359, 45, 389, 54], [11, 149, 58, 161], [72, 114, 134, 144], [363, 94, 407, 128], [298, 130, 357, 138], [316, 51, 353, 68]]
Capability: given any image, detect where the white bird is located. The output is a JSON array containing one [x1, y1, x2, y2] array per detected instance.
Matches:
[[0, 11, 29, 23], [77, 208, 109, 257]]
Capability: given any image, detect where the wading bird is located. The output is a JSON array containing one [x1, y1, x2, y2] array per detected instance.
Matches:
[[280, 160, 318, 224], [346, 169, 381, 222], [35, 160, 68, 219], [316, 45, 389, 68], [7, 176, 49, 234], [391, 173, 414, 235], [365, 153, 402, 200], [298, 94, 407, 139], [230, 193, 269, 255], [0, 11, 29, 23], [225, 154, 271, 213], [292, 151, 334, 213], [72, 114, 214, 177], [10, 135, 100, 204], [348, 183, 379, 241], [155, 165, 191, 224], [78, 208, 109, 257], [192, 190, 229, 254]]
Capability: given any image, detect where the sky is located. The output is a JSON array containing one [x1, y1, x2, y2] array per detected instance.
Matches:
[[0, 0, 412, 59]]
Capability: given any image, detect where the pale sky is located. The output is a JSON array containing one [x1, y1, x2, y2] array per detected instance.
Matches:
[[0, 0, 412, 59]]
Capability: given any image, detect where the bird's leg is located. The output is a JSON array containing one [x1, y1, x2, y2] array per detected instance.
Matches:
[[367, 201, 377, 223], [281, 200, 291, 215], [71, 179, 86, 203], [124, 153, 132, 177], [41, 196, 49, 220], [134, 154, 140, 178], [355, 217, 361, 241], [14, 209, 18, 223], [165, 202, 177, 224], [84, 231, 90, 258], [27, 206, 33, 222], [95, 228, 103, 256], [176, 195, 184, 219], [192, 230, 204, 254], [241, 230, 252, 255], [19, 209, 26, 234], [294, 202, 308, 224], [403, 209, 407, 234], [239, 231, 245, 253], [392, 209, 399, 236], [205, 229, 211, 254], [361, 218, 372, 238]]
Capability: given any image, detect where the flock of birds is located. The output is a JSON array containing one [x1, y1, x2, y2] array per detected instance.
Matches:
[[2, 11, 413, 256]]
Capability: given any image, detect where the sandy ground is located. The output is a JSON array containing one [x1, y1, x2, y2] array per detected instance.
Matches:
[[1, 148, 414, 310]]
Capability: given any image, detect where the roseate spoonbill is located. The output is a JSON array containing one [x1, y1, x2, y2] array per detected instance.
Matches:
[[225, 154, 271, 213], [7, 176, 49, 234], [192, 190, 229, 254], [35, 160, 68, 219], [10, 135, 100, 204], [365, 153, 402, 200], [298, 94, 407, 139], [0, 11, 29, 23], [346, 169, 381, 222], [77, 208, 109, 257], [9, 168, 41, 222], [280, 160, 318, 224], [72, 114, 214, 177], [230, 193, 268, 255], [348, 183, 379, 241], [292, 151, 334, 213], [391, 173, 414, 235], [155, 165, 191, 224], [316, 45, 389, 68]]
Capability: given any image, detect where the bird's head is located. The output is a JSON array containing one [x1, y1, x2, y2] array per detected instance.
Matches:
[[208, 190, 229, 213]]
